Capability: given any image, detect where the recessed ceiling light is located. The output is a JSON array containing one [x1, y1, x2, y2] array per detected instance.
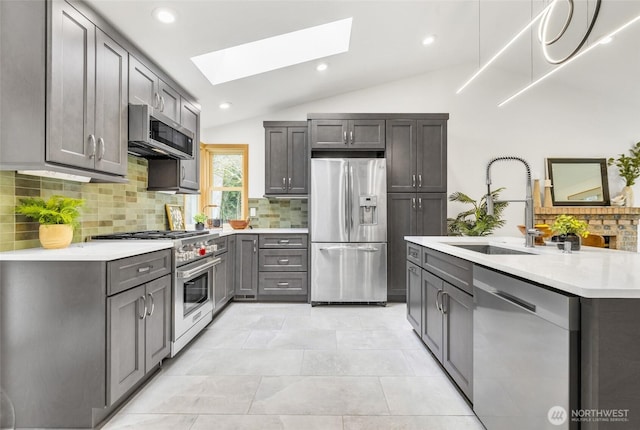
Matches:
[[316, 63, 328, 72], [152, 7, 176, 24], [219, 102, 232, 110], [191, 18, 352, 86], [422, 35, 437, 46]]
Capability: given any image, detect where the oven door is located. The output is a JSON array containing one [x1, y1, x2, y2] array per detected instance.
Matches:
[[173, 256, 219, 343]]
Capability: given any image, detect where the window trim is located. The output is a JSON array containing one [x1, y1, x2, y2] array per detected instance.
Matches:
[[199, 143, 249, 220]]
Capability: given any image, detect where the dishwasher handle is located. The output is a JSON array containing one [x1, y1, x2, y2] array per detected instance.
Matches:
[[494, 290, 536, 313]]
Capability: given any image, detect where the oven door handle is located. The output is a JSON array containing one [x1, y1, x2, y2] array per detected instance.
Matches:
[[176, 258, 221, 279]]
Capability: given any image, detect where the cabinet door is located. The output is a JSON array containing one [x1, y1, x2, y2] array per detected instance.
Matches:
[[406, 261, 422, 333], [310, 119, 348, 149], [214, 252, 228, 309], [349, 119, 385, 149], [288, 126, 308, 194], [48, 1, 96, 170], [227, 236, 236, 298], [144, 275, 171, 371], [179, 99, 200, 190], [95, 29, 128, 176], [107, 285, 145, 405], [236, 235, 258, 297], [386, 120, 417, 193], [387, 193, 418, 301], [416, 193, 447, 236], [421, 269, 444, 363], [264, 127, 289, 194], [129, 55, 158, 107], [442, 282, 473, 401], [416, 119, 447, 192], [158, 80, 180, 123]]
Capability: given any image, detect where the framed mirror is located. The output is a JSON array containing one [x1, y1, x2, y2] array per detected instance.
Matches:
[[547, 158, 610, 206]]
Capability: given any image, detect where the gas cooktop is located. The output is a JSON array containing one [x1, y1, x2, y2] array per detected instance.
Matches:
[[91, 230, 210, 240]]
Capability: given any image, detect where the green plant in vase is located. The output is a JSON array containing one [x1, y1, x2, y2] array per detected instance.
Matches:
[[608, 141, 640, 207], [193, 213, 208, 230], [551, 214, 589, 251], [447, 188, 509, 236], [15, 195, 84, 249]]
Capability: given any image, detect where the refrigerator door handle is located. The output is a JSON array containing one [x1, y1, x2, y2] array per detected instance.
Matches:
[[349, 165, 354, 231], [344, 165, 350, 234], [318, 245, 379, 252]]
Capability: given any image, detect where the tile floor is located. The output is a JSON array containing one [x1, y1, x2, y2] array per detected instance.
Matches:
[[103, 302, 484, 430]]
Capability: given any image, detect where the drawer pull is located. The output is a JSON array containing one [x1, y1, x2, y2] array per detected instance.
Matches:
[[278, 239, 290, 244], [277, 282, 290, 286], [137, 266, 152, 273], [278, 259, 290, 264], [265, 287, 302, 291]]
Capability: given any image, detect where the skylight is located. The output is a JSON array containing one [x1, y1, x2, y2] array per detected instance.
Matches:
[[191, 18, 352, 86]]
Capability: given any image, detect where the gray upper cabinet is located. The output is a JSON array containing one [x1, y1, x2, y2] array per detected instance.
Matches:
[[128, 55, 181, 123], [310, 118, 385, 150], [264, 122, 308, 195], [387, 118, 447, 193], [178, 99, 200, 190], [48, 1, 128, 176]]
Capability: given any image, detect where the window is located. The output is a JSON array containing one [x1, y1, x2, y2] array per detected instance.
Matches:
[[199, 144, 248, 224]]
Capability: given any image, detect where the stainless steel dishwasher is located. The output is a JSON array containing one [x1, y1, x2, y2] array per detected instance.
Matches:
[[473, 266, 580, 430]]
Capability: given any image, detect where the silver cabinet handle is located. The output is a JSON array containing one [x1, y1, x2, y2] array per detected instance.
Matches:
[[277, 282, 289, 286], [435, 290, 442, 313], [139, 295, 147, 320], [441, 292, 448, 314], [282, 177, 286, 190], [412, 197, 416, 210], [408, 266, 416, 274], [154, 92, 161, 109], [412, 174, 416, 188], [160, 96, 165, 112], [418, 174, 422, 188], [349, 131, 353, 144], [343, 131, 347, 144], [278, 259, 289, 264], [88, 134, 96, 159], [288, 178, 292, 190], [253, 239, 257, 253], [97, 137, 105, 160], [418, 197, 423, 210], [146, 292, 155, 316], [137, 266, 152, 273], [278, 239, 290, 244]]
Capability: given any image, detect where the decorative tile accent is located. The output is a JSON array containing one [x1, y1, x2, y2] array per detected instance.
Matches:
[[0, 156, 182, 251], [248, 198, 308, 229]]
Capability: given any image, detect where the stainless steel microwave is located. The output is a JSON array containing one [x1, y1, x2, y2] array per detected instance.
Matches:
[[128, 104, 194, 160]]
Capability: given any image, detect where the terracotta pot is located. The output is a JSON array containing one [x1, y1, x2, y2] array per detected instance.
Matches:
[[39, 224, 73, 249]]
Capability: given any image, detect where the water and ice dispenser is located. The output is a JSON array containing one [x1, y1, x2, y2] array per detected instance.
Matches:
[[359, 195, 378, 225]]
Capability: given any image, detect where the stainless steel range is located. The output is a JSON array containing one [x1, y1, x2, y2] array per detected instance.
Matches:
[[92, 230, 221, 356]]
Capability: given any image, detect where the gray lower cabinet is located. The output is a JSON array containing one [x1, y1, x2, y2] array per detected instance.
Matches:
[[406, 244, 473, 401], [257, 234, 309, 301], [264, 122, 308, 195], [227, 235, 237, 298], [107, 274, 171, 404], [236, 234, 259, 298], [214, 251, 228, 308], [388, 193, 446, 301], [212, 235, 234, 311]]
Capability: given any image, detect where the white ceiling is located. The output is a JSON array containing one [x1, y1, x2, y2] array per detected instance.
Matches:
[[85, 0, 640, 129]]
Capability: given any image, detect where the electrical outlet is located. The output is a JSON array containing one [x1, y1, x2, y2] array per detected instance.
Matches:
[[250, 207, 257, 217]]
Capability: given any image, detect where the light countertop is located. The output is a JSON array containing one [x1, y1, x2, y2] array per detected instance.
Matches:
[[0, 241, 174, 262], [405, 236, 640, 299]]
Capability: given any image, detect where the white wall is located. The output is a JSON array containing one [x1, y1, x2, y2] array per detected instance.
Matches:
[[202, 64, 640, 236]]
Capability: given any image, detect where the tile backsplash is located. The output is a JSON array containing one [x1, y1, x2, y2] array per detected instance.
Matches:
[[248, 198, 308, 229], [0, 156, 182, 251]]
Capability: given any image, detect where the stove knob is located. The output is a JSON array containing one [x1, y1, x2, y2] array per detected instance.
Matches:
[[198, 247, 206, 256]]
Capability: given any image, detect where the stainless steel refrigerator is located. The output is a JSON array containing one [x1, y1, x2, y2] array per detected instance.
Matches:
[[310, 158, 387, 304]]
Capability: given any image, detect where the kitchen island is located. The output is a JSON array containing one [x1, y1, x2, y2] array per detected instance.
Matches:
[[405, 236, 640, 430]]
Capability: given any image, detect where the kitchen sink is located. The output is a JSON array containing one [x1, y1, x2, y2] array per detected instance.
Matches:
[[447, 244, 536, 255]]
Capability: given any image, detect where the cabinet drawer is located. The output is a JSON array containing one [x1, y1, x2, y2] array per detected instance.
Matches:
[[423, 248, 473, 295], [258, 272, 308, 296], [213, 236, 228, 255], [406, 242, 422, 266], [259, 249, 308, 272], [259, 234, 308, 249], [107, 250, 172, 296]]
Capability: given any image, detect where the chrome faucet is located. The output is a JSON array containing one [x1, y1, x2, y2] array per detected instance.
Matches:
[[485, 156, 540, 248]]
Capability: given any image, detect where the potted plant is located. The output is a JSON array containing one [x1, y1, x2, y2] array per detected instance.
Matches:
[[15, 195, 84, 249], [447, 188, 509, 236], [608, 141, 640, 207], [193, 213, 208, 230], [551, 214, 589, 251]]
